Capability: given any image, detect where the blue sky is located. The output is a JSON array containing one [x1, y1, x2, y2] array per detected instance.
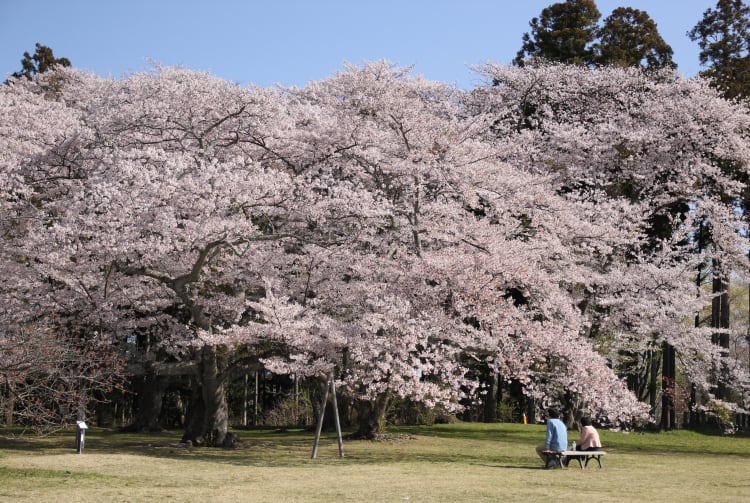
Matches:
[[1, 1, 720, 89]]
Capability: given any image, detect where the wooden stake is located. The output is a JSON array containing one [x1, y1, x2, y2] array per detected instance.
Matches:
[[311, 371, 344, 459], [311, 373, 330, 459], [330, 373, 344, 457]]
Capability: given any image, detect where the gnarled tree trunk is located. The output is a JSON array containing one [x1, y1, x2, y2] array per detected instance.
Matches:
[[132, 364, 168, 431], [353, 392, 391, 439], [483, 372, 499, 422], [661, 342, 676, 430], [182, 345, 230, 447]]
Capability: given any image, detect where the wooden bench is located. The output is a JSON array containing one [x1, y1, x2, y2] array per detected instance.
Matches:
[[543, 449, 607, 469]]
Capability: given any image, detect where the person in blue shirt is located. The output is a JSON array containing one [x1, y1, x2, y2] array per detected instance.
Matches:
[[535, 407, 568, 468]]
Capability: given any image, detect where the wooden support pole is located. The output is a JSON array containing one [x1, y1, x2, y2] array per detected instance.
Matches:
[[311, 371, 344, 459], [242, 373, 248, 427], [330, 373, 344, 458], [311, 373, 330, 459], [254, 371, 259, 426]]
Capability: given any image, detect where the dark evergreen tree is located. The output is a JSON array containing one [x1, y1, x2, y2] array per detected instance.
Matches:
[[596, 7, 676, 70], [514, 0, 601, 66], [11, 43, 71, 80], [690, 1, 750, 405], [689, 0, 750, 100]]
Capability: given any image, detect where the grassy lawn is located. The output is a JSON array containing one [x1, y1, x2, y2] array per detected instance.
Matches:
[[1, 422, 748, 502]]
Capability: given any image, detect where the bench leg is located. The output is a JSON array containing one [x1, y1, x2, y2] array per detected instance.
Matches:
[[584, 455, 603, 468], [542, 451, 565, 469]]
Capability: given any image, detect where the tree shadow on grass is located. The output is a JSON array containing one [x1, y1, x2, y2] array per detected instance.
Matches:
[[0, 431, 529, 469], [5, 425, 748, 469]]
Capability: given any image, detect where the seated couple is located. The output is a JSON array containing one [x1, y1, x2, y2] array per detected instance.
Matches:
[[535, 408, 602, 468]]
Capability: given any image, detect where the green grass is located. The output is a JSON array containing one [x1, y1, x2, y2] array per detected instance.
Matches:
[[0, 423, 748, 502]]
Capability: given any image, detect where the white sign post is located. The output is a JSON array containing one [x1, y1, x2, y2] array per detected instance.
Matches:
[[76, 421, 88, 454]]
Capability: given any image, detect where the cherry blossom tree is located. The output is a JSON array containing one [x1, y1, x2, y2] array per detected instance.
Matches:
[[3, 65, 394, 443], [0, 75, 124, 429], [222, 61, 653, 434], [4, 59, 750, 441], [472, 61, 750, 424], [0, 323, 122, 430]]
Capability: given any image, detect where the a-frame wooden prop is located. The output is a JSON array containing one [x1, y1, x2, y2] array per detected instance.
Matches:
[[311, 371, 344, 459]]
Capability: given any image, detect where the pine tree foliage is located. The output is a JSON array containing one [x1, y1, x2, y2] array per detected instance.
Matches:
[[689, 0, 750, 99], [516, 0, 675, 71], [11, 43, 71, 80], [596, 7, 676, 69], [515, 0, 601, 66]]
